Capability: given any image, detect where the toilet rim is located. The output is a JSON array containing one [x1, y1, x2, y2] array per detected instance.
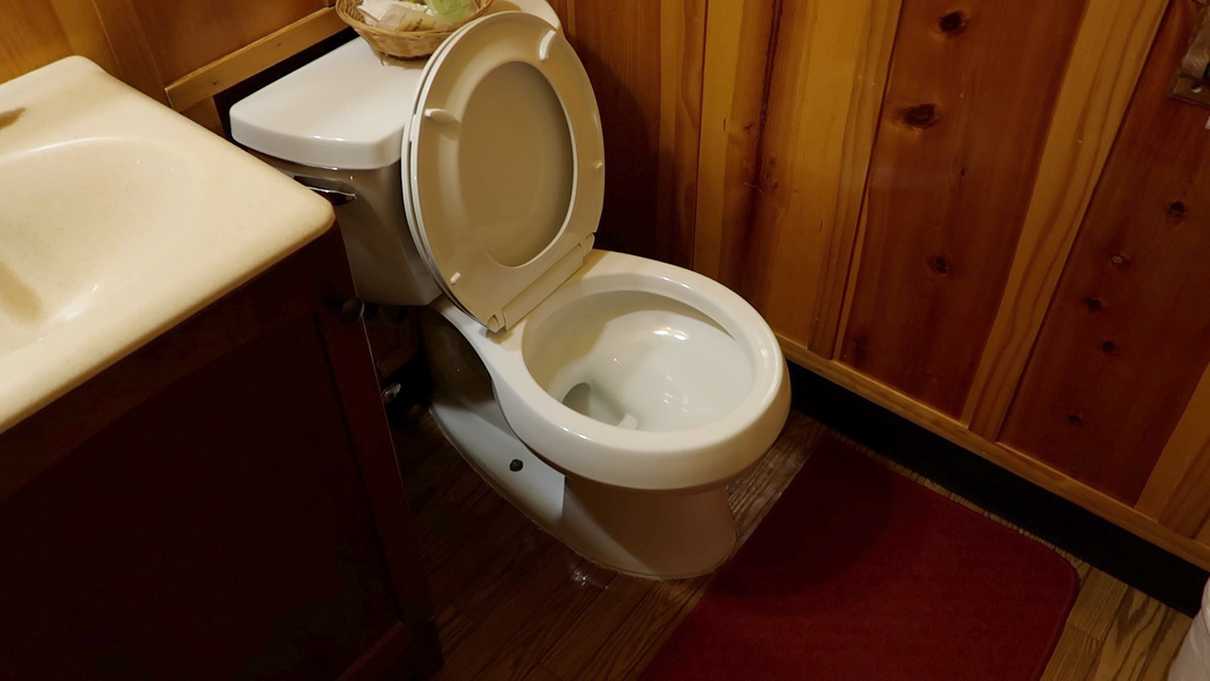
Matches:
[[454, 250, 790, 492]]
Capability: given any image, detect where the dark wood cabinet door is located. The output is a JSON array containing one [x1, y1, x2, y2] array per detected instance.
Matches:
[[0, 233, 435, 680]]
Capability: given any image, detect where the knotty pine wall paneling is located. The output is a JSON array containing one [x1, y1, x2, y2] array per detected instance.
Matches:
[[962, 0, 1170, 437], [692, 0, 779, 289], [740, 0, 901, 355], [836, 0, 1089, 417], [1001, 0, 1210, 505], [549, 0, 707, 266], [0, 0, 134, 88], [691, 0, 1210, 569]]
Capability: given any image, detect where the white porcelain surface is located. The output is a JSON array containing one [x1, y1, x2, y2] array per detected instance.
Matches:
[[423, 295, 746, 578], [438, 250, 791, 492], [0, 57, 333, 432], [405, 11, 604, 332], [524, 290, 754, 432], [230, 0, 562, 170]]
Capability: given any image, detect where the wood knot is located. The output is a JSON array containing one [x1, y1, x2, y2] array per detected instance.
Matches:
[[928, 255, 952, 275], [1109, 253, 1131, 269], [1082, 296, 1105, 312], [1066, 413, 1084, 427], [901, 103, 940, 129], [1100, 339, 1119, 354], [938, 10, 969, 35], [1167, 200, 1188, 220]]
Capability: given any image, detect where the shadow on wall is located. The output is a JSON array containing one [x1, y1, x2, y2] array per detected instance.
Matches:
[[567, 36, 663, 262]]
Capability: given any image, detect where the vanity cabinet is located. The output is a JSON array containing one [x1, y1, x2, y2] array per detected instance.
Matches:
[[693, 0, 1210, 570], [0, 232, 438, 680]]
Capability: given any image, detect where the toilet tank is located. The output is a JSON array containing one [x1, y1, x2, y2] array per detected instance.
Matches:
[[230, 37, 440, 306], [230, 2, 563, 307]]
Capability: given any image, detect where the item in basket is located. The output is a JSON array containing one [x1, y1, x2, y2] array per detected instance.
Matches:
[[357, 0, 474, 31]]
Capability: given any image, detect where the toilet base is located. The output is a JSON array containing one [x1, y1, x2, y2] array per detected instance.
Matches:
[[423, 307, 738, 579]]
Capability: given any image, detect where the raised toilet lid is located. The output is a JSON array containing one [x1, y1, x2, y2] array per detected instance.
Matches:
[[403, 11, 605, 332]]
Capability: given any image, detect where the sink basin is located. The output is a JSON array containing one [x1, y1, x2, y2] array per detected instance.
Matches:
[[0, 57, 334, 432]]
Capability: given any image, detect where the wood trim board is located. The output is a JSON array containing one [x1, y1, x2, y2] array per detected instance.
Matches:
[[164, 7, 347, 112]]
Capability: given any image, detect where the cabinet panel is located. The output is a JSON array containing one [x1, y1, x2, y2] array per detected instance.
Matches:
[[2, 319, 396, 679], [838, 0, 1087, 417], [1001, 0, 1210, 504], [0, 234, 435, 680]]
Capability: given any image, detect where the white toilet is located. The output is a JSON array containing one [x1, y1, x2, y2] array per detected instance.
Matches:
[[231, 2, 790, 579]]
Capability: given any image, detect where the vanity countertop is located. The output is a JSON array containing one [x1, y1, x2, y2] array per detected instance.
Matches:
[[0, 57, 334, 432]]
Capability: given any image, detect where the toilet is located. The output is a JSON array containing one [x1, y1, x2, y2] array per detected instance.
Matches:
[[231, 1, 790, 578]]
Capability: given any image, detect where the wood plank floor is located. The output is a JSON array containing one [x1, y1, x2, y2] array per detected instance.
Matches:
[[392, 406, 1192, 681]]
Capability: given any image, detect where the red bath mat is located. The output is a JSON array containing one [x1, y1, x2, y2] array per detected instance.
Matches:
[[642, 434, 1078, 681]]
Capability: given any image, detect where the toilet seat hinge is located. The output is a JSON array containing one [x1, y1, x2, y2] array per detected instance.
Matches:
[[492, 235, 595, 332]]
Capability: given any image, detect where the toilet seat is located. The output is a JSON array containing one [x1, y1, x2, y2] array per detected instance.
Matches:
[[436, 251, 791, 492], [403, 11, 606, 332]]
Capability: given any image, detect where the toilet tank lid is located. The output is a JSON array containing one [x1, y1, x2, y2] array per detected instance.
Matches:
[[229, 2, 563, 171], [230, 37, 424, 170]]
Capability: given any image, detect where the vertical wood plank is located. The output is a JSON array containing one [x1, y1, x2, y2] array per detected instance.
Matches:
[[1138, 364, 1210, 533], [657, 0, 707, 268], [48, 0, 120, 74], [742, 0, 902, 353], [0, 0, 76, 82], [692, 0, 778, 285], [0, 0, 158, 99], [962, 0, 1168, 437], [89, 0, 167, 101], [1001, 0, 1210, 504], [837, 0, 1088, 417], [552, 1, 671, 262]]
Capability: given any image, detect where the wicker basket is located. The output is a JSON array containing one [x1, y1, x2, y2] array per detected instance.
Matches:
[[335, 0, 495, 60]]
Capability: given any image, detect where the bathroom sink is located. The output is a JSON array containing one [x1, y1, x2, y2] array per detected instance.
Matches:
[[0, 57, 334, 432]]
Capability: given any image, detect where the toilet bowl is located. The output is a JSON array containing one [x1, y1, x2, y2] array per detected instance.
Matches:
[[231, 2, 790, 578]]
